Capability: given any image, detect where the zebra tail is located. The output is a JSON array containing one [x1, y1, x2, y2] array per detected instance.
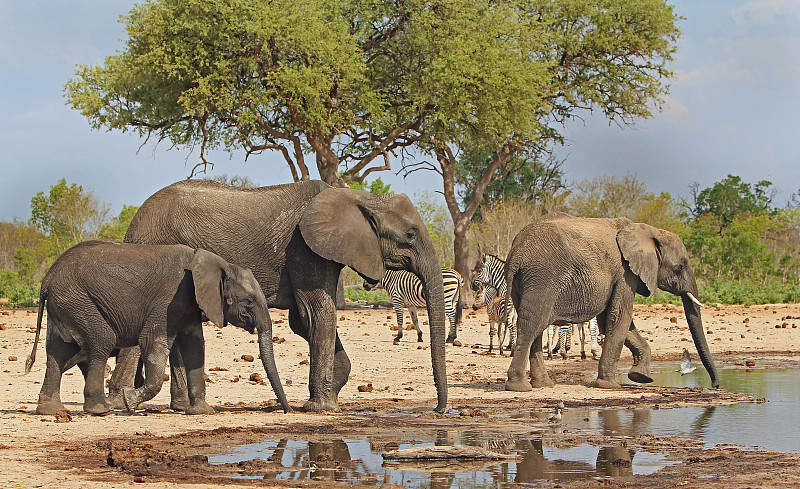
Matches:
[[455, 289, 463, 326]]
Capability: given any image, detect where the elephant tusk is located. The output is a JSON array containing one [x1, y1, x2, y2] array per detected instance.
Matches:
[[686, 292, 705, 309]]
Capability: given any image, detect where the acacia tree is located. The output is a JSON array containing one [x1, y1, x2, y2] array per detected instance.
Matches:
[[397, 0, 680, 301], [65, 0, 554, 187]]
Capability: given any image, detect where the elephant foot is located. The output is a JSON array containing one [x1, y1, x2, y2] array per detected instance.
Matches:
[[170, 398, 190, 412], [591, 378, 622, 389], [627, 371, 654, 384], [530, 375, 555, 388], [303, 397, 340, 412], [121, 388, 143, 414], [581, 352, 587, 360], [628, 359, 653, 384], [107, 390, 127, 410], [505, 375, 533, 392], [185, 400, 215, 415], [83, 399, 111, 415], [35, 399, 66, 415]]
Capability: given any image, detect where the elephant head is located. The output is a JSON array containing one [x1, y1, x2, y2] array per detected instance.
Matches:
[[617, 223, 720, 388], [299, 188, 448, 411], [191, 249, 291, 412]]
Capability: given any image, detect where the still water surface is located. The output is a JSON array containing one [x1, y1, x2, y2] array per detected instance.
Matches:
[[209, 366, 799, 486]]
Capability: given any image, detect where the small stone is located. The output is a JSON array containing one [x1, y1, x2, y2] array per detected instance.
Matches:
[[745, 359, 756, 367], [0, 323, 6, 330], [358, 383, 373, 393], [7, 356, 17, 361], [284, 379, 292, 386], [669, 317, 678, 323], [299, 359, 309, 365], [241, 354, 255, 362], [249, 373, 264, 384], [452, 340, 462, 347], [744, 318, 750, 323], [272, 337, 285, 343], [54, 409, 72, 423]]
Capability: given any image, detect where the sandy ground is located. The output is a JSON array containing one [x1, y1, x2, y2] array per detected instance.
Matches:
[[1, 302, 800, 488]]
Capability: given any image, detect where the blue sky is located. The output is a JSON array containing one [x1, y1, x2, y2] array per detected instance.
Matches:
[[1, 1, 798, 221]]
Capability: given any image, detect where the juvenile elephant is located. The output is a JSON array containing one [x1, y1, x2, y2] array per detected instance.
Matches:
[[113, 179, 447, 412], [26, 240, 289, 415], [504, 213, 719, 391]]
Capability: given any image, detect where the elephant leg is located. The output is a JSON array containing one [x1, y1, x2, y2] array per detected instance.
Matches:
[[36, 329, 80, 415], [122, 336, 171, 412], [592, 296, 633, 389], [83, 345, 114, 415], [625, 321, 653, 383], [173, 326, 213, 414], [507, 301, 553, 391], [168, 346, 190, 411], [288, 302, 344, 412], [108, 346, 141, 410]]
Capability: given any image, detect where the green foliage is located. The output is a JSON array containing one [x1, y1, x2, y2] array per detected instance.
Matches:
[[343, 287, 389, 303], [344, 176, 392, 194], [412, 192, 454, 268], [99, 205, 140, 241], [29, 178, 109, 253], [686, 175, 775, 231], [455, 150, 568, 211]]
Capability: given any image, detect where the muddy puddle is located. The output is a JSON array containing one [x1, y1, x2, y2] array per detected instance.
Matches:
[[208, 432, 676, 486], [192, 365, 798, 486]]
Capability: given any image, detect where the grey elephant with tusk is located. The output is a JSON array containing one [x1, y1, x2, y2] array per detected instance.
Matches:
[[109, 179, 448, 413], [26, 240, 289, 415], [503, 213, 719, 391]]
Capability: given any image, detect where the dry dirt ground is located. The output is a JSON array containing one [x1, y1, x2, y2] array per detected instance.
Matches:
[[2, 302, 800, 488]]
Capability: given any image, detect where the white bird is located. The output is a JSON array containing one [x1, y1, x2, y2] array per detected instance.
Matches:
[[556, 400, 566, 410], [676, 348, 697, 375], [548, 407, 562, 423]]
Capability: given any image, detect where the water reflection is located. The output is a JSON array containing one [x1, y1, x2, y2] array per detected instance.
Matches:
[[614, 367, 800, 452], [210, 432, 671, 487]]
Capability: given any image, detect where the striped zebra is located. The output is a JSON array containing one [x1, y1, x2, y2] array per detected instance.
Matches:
[[365, 268, 463, 343], [550, 318, 600, 360], [486, 294, 517, 354], [473, 253, 600, 359], [472, 253, 516, 352]]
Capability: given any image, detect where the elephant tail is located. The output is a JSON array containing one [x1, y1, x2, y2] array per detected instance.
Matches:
[[25, 289, 46, 374]]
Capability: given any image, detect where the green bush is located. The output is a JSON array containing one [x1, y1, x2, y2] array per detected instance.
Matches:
[[344, 287, 389, 303], [0, 270, 39, 307]]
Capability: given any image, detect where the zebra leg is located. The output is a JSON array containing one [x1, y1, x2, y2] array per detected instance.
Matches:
[[578, 323, 587, 359], [488, 321, 496, 353], [408, 306, 423, 342], [589, 318, 600, 360], [392, 299, 404, 343], [558, 326, 568, 359], [546, 325, 554, 360]]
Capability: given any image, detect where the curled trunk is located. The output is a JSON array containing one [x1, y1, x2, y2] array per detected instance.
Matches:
[[256, 312, 292, 412], [418, 257, 448, 412], [682, 294, 720, 389]]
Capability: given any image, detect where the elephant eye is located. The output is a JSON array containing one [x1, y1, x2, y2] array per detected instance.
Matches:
[[404, 228, 417, 242]]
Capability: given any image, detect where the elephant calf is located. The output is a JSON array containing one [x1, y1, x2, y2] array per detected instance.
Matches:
[[26, 240, 290, 415]]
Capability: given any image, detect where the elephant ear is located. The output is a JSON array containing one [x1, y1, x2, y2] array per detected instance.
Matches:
[[617, 223, 659, 297], [190, 249, 228, 327], [299, 188, 385, 282]]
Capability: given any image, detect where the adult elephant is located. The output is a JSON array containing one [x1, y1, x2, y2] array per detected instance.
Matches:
[[504, 213, 719, 391], [113, 179, 447, 412]]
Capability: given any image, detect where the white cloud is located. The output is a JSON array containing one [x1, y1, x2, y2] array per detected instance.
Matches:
[[675, 57, 762, 87], [733, 0, 800, 28], [657, 95, 698, 129]]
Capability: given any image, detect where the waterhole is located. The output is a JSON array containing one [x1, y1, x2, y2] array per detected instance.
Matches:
[[210, 366, 799, 485], [209, 434, 673, 486]]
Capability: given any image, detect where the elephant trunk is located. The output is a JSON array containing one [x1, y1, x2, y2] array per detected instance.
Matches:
[[417, 255, 448, 413], [256, 309, 292, 413], [682, 294, 720, 389]]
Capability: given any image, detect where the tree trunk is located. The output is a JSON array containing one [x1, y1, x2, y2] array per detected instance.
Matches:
[[453, 218, 474, 308]]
